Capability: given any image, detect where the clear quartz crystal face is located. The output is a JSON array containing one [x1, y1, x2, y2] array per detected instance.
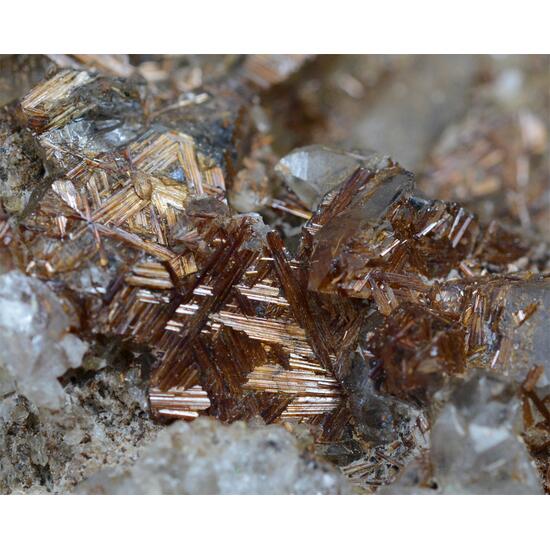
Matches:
[[431, 370, 542, 495], [276, 145, 392, 210], [0, 271, 88, 409]]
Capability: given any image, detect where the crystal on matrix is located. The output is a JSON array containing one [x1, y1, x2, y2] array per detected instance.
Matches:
[[367, 303, 466, 402], [306, 162, 416, 298], [105, 208, 355, 428], [0, 55, 548, 495], [384, 370, 545, 495]]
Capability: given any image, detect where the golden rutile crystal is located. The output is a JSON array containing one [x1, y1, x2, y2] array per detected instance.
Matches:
[[1, 55, 548, 493]]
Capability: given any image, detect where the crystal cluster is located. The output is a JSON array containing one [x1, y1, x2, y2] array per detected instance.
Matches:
[[0, 55, 548, 494], [0, 271, 88, 409], [76, 417, 351, 495]]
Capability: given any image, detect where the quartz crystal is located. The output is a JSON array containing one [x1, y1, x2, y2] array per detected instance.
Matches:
[[76, 417, 351, 494], [275, 145, 392, 210], [383, 370, 543, 495], [430, 370, 542, 494], [0, 271, 88, 409]]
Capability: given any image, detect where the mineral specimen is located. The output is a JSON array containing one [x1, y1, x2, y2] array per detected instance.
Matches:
[[420, 108, 549, 236], [382, 370, 544, 495], [490, 279, 550, 383], [0, 54, 547, 495]]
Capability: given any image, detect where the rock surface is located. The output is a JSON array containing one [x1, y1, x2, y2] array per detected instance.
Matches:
[[0, 365, 159, 494]]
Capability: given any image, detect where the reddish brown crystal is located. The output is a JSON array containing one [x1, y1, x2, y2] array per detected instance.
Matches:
[[367, 303, 466, 402]]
